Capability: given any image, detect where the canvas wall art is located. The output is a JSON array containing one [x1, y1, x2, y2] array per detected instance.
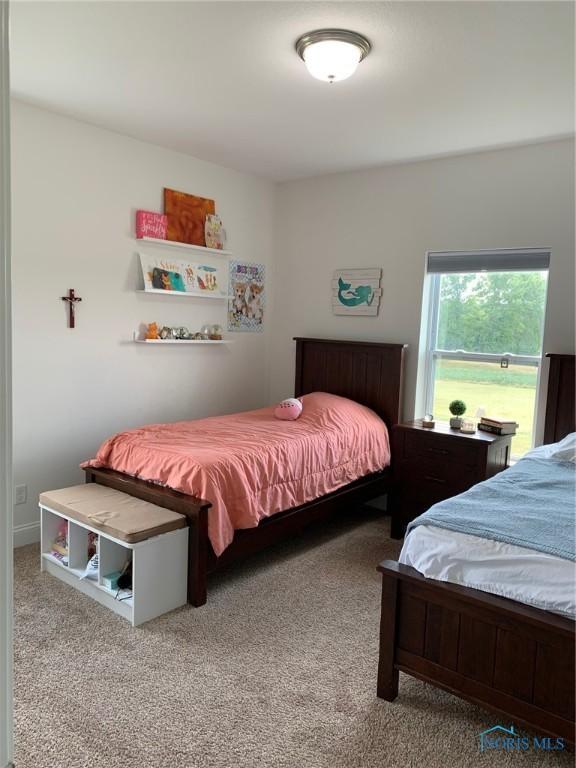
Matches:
[[139, 253, 227, 297], [228, 261, 265, 332], [332, 269, 382, 316], [164, 188, 215, 247]]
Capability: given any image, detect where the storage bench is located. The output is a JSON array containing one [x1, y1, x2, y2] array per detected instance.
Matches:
[[39, 484, 188, 626]]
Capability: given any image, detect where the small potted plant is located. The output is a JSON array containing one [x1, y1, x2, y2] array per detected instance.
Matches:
[[449, 399, 467, 430]]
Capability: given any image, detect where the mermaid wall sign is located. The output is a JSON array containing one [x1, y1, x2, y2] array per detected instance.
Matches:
[[332, 269, 382, 316]]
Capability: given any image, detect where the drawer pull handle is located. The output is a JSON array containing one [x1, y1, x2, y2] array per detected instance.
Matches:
[[424, 475, 447, 484], [426, 447, 449, 455]]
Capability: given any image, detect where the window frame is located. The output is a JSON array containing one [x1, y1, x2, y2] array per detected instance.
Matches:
[[421, 256, 549, 451]]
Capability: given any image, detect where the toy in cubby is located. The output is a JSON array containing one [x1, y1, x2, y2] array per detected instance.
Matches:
[[81, 532, 99, 581], [50, 520, 69, 566]]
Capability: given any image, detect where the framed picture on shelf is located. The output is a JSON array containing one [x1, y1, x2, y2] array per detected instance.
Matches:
[[228, 261, 265, 332], [138, 253, 227, 297]]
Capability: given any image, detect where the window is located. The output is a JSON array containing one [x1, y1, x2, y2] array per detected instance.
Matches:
[[421, 249, 550, 458]]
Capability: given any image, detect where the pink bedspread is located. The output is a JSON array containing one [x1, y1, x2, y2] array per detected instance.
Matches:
[[82, 392, 390, 556]]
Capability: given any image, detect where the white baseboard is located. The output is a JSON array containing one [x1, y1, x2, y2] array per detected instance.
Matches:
[[13, 521, 40, 548]]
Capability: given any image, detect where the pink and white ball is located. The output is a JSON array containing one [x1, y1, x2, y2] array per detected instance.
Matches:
[[274, 398, 303, 421]]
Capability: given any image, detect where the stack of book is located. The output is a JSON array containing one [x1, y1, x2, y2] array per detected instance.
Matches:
[[478, 417, 518, 436]]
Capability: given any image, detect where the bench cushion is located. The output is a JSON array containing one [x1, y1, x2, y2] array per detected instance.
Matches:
[[39, 484, 186, 543]]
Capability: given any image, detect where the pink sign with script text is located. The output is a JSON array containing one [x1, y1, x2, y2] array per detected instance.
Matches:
[[136, 210, 168, 239]]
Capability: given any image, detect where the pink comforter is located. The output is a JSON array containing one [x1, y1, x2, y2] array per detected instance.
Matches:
[[83, 392, 390, 555]]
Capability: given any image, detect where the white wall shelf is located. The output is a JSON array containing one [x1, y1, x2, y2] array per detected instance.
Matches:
[[134, 338, 230, 345], [136, 236, 231, 257], [137, 288, 231, 300], [40, 504, 188, 626]]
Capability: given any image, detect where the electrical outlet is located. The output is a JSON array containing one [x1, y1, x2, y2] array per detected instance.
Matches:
[[15, 484, 27, 505]]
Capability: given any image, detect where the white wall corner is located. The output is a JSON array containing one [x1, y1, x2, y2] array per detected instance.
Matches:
[[13, 520, 40, 548]]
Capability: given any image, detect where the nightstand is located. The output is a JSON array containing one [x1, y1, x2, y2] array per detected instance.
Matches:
[[389, 420, 512, 538]]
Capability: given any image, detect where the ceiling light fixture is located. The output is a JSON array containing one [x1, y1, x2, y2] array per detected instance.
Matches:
[[295, 29, 371, 83]]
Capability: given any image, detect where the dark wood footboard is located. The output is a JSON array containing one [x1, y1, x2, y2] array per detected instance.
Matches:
[[377, 560, 575, 744], [84, 464, 392, 607]]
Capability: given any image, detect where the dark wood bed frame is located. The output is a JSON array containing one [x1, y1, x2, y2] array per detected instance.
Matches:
[[377, 352, 576, 744], [84, 337, 407, 607]]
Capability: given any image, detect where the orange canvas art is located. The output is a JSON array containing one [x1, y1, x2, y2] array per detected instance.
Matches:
[[164, 188, 216, 247]]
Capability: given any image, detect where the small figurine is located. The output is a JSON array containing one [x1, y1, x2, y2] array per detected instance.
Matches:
[[145, 322, 159, 340], [160, 326, 177, 340], [209, 324, 223, 340], [422, 414, 435, 429]]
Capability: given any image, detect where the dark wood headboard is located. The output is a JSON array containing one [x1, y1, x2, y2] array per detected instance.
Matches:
[[544, 353, 575, 443], [294, 338, 407, 427]]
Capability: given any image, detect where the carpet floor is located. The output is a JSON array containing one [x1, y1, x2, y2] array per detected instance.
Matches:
[[14, 511, 572, 768]]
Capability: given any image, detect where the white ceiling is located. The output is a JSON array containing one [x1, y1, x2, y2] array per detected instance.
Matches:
[[10, 1, 575, 181]]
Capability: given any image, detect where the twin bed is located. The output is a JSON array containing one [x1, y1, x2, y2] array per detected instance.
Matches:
[[84, 337, 407, 606], [378, 353, 575, 744]]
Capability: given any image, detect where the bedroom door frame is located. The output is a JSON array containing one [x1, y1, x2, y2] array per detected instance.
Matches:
[[0, 1, 14, 766]]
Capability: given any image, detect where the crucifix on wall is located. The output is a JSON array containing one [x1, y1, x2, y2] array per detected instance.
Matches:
[[61, 288, 82, 328]]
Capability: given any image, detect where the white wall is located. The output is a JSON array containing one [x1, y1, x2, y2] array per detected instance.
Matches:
[[12, 105, 575, 545], [271, 139, 575, 441], [11, 101, 275, 544]]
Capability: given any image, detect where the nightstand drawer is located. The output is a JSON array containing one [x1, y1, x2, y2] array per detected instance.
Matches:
[[403, 430, 479, 467], [396, 458, 476, 496], [397, 453, 482, 488]]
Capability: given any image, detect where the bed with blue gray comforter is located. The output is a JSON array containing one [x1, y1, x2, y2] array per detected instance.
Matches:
[[407, 455, 575, 561]]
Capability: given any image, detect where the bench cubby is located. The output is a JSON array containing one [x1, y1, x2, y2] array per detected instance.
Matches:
[[40, 503, 187, 626]]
